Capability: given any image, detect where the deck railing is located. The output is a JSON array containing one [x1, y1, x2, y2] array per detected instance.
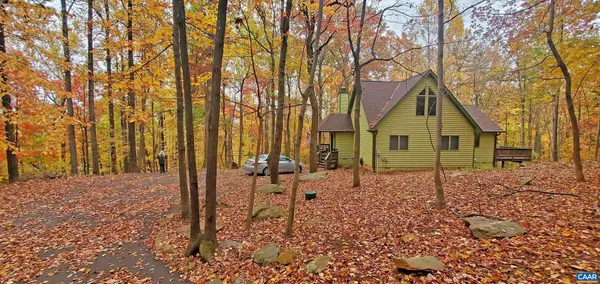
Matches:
[[496, 146, 532, 164]]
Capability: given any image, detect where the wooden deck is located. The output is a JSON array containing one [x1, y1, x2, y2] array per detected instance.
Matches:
[[317, 144, 338, 169], [496, 146, 532, 167]]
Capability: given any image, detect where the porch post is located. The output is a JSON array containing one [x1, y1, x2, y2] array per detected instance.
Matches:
[[493, 133, 498, 168]]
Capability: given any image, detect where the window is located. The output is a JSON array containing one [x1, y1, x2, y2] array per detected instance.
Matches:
[[428, 88, 437, 115], [416, 89, 426, 116], [390, 135, 409, 150], [441, 136, 459, 150], [474, 133, 480, 148]]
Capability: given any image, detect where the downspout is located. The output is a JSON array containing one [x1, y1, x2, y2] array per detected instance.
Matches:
[[472, 131, 476, 168], [369, 129, 378, 173]]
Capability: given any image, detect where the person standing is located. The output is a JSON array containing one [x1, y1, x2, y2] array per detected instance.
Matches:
[[158, 150, 167, 173]]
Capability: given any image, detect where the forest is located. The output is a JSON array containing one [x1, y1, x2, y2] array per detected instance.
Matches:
[[1, 0, 600, 282]]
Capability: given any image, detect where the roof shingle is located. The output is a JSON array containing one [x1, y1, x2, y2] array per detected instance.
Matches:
[[318, 113, 354, 132], [462, 105, 504, 133]]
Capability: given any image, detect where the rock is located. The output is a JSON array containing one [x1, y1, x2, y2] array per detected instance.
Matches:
[[200, 240, 218, 262], [392, 256, 445, 272], [252, 204, 285, 220], [155, 231, 174, 253], [219, 240, 242, 250], [306, 255, 331, 273], [207, 279, 222, 284], [216, 197, 229, 208], [177, 225, 190, 237], [234, 274, 244, 284], [253, 243, 280, 265], [518, 176, 533, 185], [276, 249, 298, 265], [252, 202, 269, 217], [464, 216, 526, 239], [450, 172, 464, 178], [257, 184, 285, 194], [299, 171, 328, 181]]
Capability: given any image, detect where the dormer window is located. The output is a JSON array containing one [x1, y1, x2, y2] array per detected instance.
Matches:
[[416, 89, 426, 115]]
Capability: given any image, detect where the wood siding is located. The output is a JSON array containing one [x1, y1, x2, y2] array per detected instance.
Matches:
[[338, 91, 349, 113], [371, 77, 475, 169], [474, 133, 496, 168], [334, 132, 354, 167]]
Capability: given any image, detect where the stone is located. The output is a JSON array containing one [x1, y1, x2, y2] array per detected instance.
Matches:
[[177, 225, 190, 237], [252, 202, 269, 217], [253, 243, 280, 265], [276, 249, 298, 265], [207, 279, 222, 284], [299, 171, 328, 181], [257, 184, 285, 194], [204, 218, 224, 232], [217, 197, 229, 208], [518, 176, 533, 185], [464, 216, 526, 239], [200, 240, 218, 262], [154, 231, 174, 253], [219, 240, 242, 250], [306, 255, 331, 273], [392, 256, 445, 272], [450, 172, 464, 178], [252, 204, 285, 220]]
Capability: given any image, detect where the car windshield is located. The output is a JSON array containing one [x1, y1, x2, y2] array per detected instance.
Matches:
[[258, 154, 268, 160]]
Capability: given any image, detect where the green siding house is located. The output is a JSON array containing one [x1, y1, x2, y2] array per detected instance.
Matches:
[[318, 70, 504, 171]]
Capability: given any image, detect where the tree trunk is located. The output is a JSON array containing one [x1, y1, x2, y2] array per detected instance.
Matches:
[[105, 0, 117, 174], [0, 0, 18, 182], [286, 0, 323, 236], [203, 0, 227, 249], [546, 0, 584, 182], [285, 76, 292, 157], [88, 0, 100, 175], [237, 75, 245, 167], [433, 0, 446, 209], [138, 97, 146, 172], [269, 0, 292, 184], [61, 0, 78, 175], [176, 0, 203, 257], [349, 0, 367, 188], [126, 0, 139, 173], [594, 119, 599, 161], [552, 90, 559, 162], [171, 2, 189, 220]]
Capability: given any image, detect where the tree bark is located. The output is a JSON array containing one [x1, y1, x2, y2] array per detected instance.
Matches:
[[237, 75, 246, 167], [61, 0, 78, 175], [171, 4, 189, 219], [269, 0, 292, 184], [126, 0, 139, 173], [0, 0, 18, 182], [546, 0, 584, 182], [88, 0, 100, 175], [594, 119, 599, 161], [286, 0, 323, 236], [138, 97, 146, 172], [552, 89, 559, 162], [433, 0, 446, 209], [105, 0, 117, 174], [176, 0, 203, 256]]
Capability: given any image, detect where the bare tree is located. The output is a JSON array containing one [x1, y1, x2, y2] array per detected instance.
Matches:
[[546, 0, 584, 181], [268, 0, 293, 184], [104, 0, 117, 174], [88, 0, 99, 174], [433, 0, 446, 209], [286, 0, 324, 236]]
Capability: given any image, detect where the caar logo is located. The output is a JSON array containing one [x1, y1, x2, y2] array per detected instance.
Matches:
[[576, 272, 598, 282]]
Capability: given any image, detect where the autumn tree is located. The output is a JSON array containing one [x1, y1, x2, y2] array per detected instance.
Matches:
[[546, 0, 584, 182], [0, 0, 17, 182], [61, 0, 78, 175], [433, 0, 446, 209]]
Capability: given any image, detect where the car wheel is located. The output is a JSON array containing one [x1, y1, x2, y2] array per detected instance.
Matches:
[[263, 167, 270, 176]]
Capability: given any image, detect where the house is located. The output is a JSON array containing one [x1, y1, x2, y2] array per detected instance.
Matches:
[[318, 70, 504, 172]]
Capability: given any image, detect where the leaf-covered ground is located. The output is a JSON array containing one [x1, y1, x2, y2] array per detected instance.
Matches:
[[1, 163, 599, 283]]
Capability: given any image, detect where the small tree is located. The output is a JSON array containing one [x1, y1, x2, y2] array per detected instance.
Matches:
[[433, 0, 446, 209]]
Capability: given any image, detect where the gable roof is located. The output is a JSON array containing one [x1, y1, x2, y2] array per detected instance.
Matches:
[[462, 105, 504, 133], [318, 113, 354, 132], [361, 72, 425, 128]]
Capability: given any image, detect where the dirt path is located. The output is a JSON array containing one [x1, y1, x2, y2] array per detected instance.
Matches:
[[0, 172, 188, 283]]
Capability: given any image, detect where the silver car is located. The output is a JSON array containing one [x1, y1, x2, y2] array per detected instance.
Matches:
[[243, 154, 304, 175]]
